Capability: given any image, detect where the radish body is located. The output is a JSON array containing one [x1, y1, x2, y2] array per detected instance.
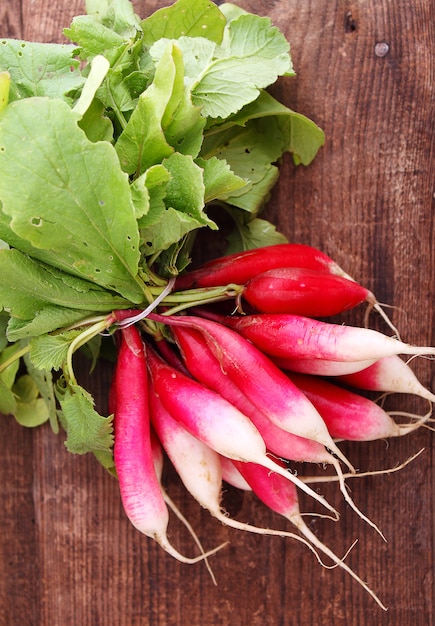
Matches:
[[216, 313, 435, 362], [149, 389, 335, 543], [173, 325, 334, 463], [289, 373, 401, 441], [242, 268, 374, 317], [174, 243, 349, 290], [274, 356, 378, 376], [220, 455, 252, 491], [146, 345, 337, 513], [150, 313, 352, 470], [336, 355, 435, 402], [113, 322, 214, 563]]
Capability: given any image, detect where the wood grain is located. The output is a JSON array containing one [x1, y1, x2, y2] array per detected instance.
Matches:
[[1, 1, 434, 624]]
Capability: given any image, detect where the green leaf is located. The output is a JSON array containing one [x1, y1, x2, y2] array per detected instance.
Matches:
[[0, 40, 84, 103], [197, 156, 246, 202], [0, 249, 130, 320], [136, 165, 171, 231], [64, 16, 127, 63], [0, 71, 10, 113], [29, 330, 82, 371], [115, 42, 178, 174], [226, 211, 288, 253], [0, 311, 9, 351], [72, 55, 110, 118], [141, 0, 226, 46], [139, 153, 217, 254], [78, 98, 114, 143], [0, 344, 20, 388], [0, 379, 17, 415], [56, 381, 114, 454], [23, 352, 58, 432], [6, 306, 96, 342], [0, 344, 20, 415], [11, 374, 50, 427], [201, 117, 284, 213], [0, 98, 144, 301], [190, 14, 293, 118], [85, 0, 141, 38]]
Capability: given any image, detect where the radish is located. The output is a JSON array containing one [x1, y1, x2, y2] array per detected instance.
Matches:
[[149, 313, 353, 471], [211, 312, 435, 362], [149, 387, 342, 558], [287, 372, 408, 441], [112, 320, 222, 564], [273, 356, 378, 376], [172, 324, 334, 463], [242, 267, 374, 317], [219, 455, 252, 491], [174, 243, 350, 290], [171, 325, 384, 533], [336, 355, 435, 403], [146, 344, 338, 515], [232, 458, 387, 610]]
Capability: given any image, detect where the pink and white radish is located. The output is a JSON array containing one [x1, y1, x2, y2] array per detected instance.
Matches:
[[170, 324, 385, 533], [146, 344, 338, 515], [287, 372, 419, 440], [149, 388, 342, 559], [336, 355, 435, 403], [213, 312, 435, 363], [112, 319, 222, 564], [149, 313, 353, 471]]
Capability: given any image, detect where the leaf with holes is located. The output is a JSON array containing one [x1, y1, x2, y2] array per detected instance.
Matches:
[[0, 39, 84, 103], [0, 97, 144, 302]]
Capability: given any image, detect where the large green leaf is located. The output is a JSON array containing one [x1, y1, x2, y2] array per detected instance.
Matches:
[[0, 97, 144, 301], [0, 40, 83, 103], [0, 249, 130, 319], [141, 0, 226, 46], [190, 14, 293, 118]]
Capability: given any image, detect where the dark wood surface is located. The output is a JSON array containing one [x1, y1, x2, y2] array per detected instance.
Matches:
[[1, 1, 434, 624]]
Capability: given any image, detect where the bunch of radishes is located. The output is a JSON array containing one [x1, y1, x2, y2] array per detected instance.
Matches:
[[109, 243, 435, 609]]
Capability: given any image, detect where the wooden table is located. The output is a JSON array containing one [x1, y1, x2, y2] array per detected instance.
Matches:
[[1, 1, 434, 624]]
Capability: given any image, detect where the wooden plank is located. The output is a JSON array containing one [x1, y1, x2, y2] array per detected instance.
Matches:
[[0, 1, 434, 624]]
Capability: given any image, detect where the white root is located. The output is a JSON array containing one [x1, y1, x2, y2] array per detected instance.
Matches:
[[300, 449, 425, 484], [163, 490, 225, 585]]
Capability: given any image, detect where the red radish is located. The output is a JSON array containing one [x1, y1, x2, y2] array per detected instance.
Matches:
[[336, 355, 435, 402], [273, 356, 378, 376], [174, 243, 350, 290], [146, 345, 338, 514], [219, 455, 251, 491], [211, 312, 435, 362], [172, 324, 334, 464], [287, 372, 404, 441], [242, 267, 376, 317], [113, 321, 221, 564], [232, 459, 387, 610], [171, 325, 384, 532], [149, 313, 353, 471], [149, 388, 338, 553]]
